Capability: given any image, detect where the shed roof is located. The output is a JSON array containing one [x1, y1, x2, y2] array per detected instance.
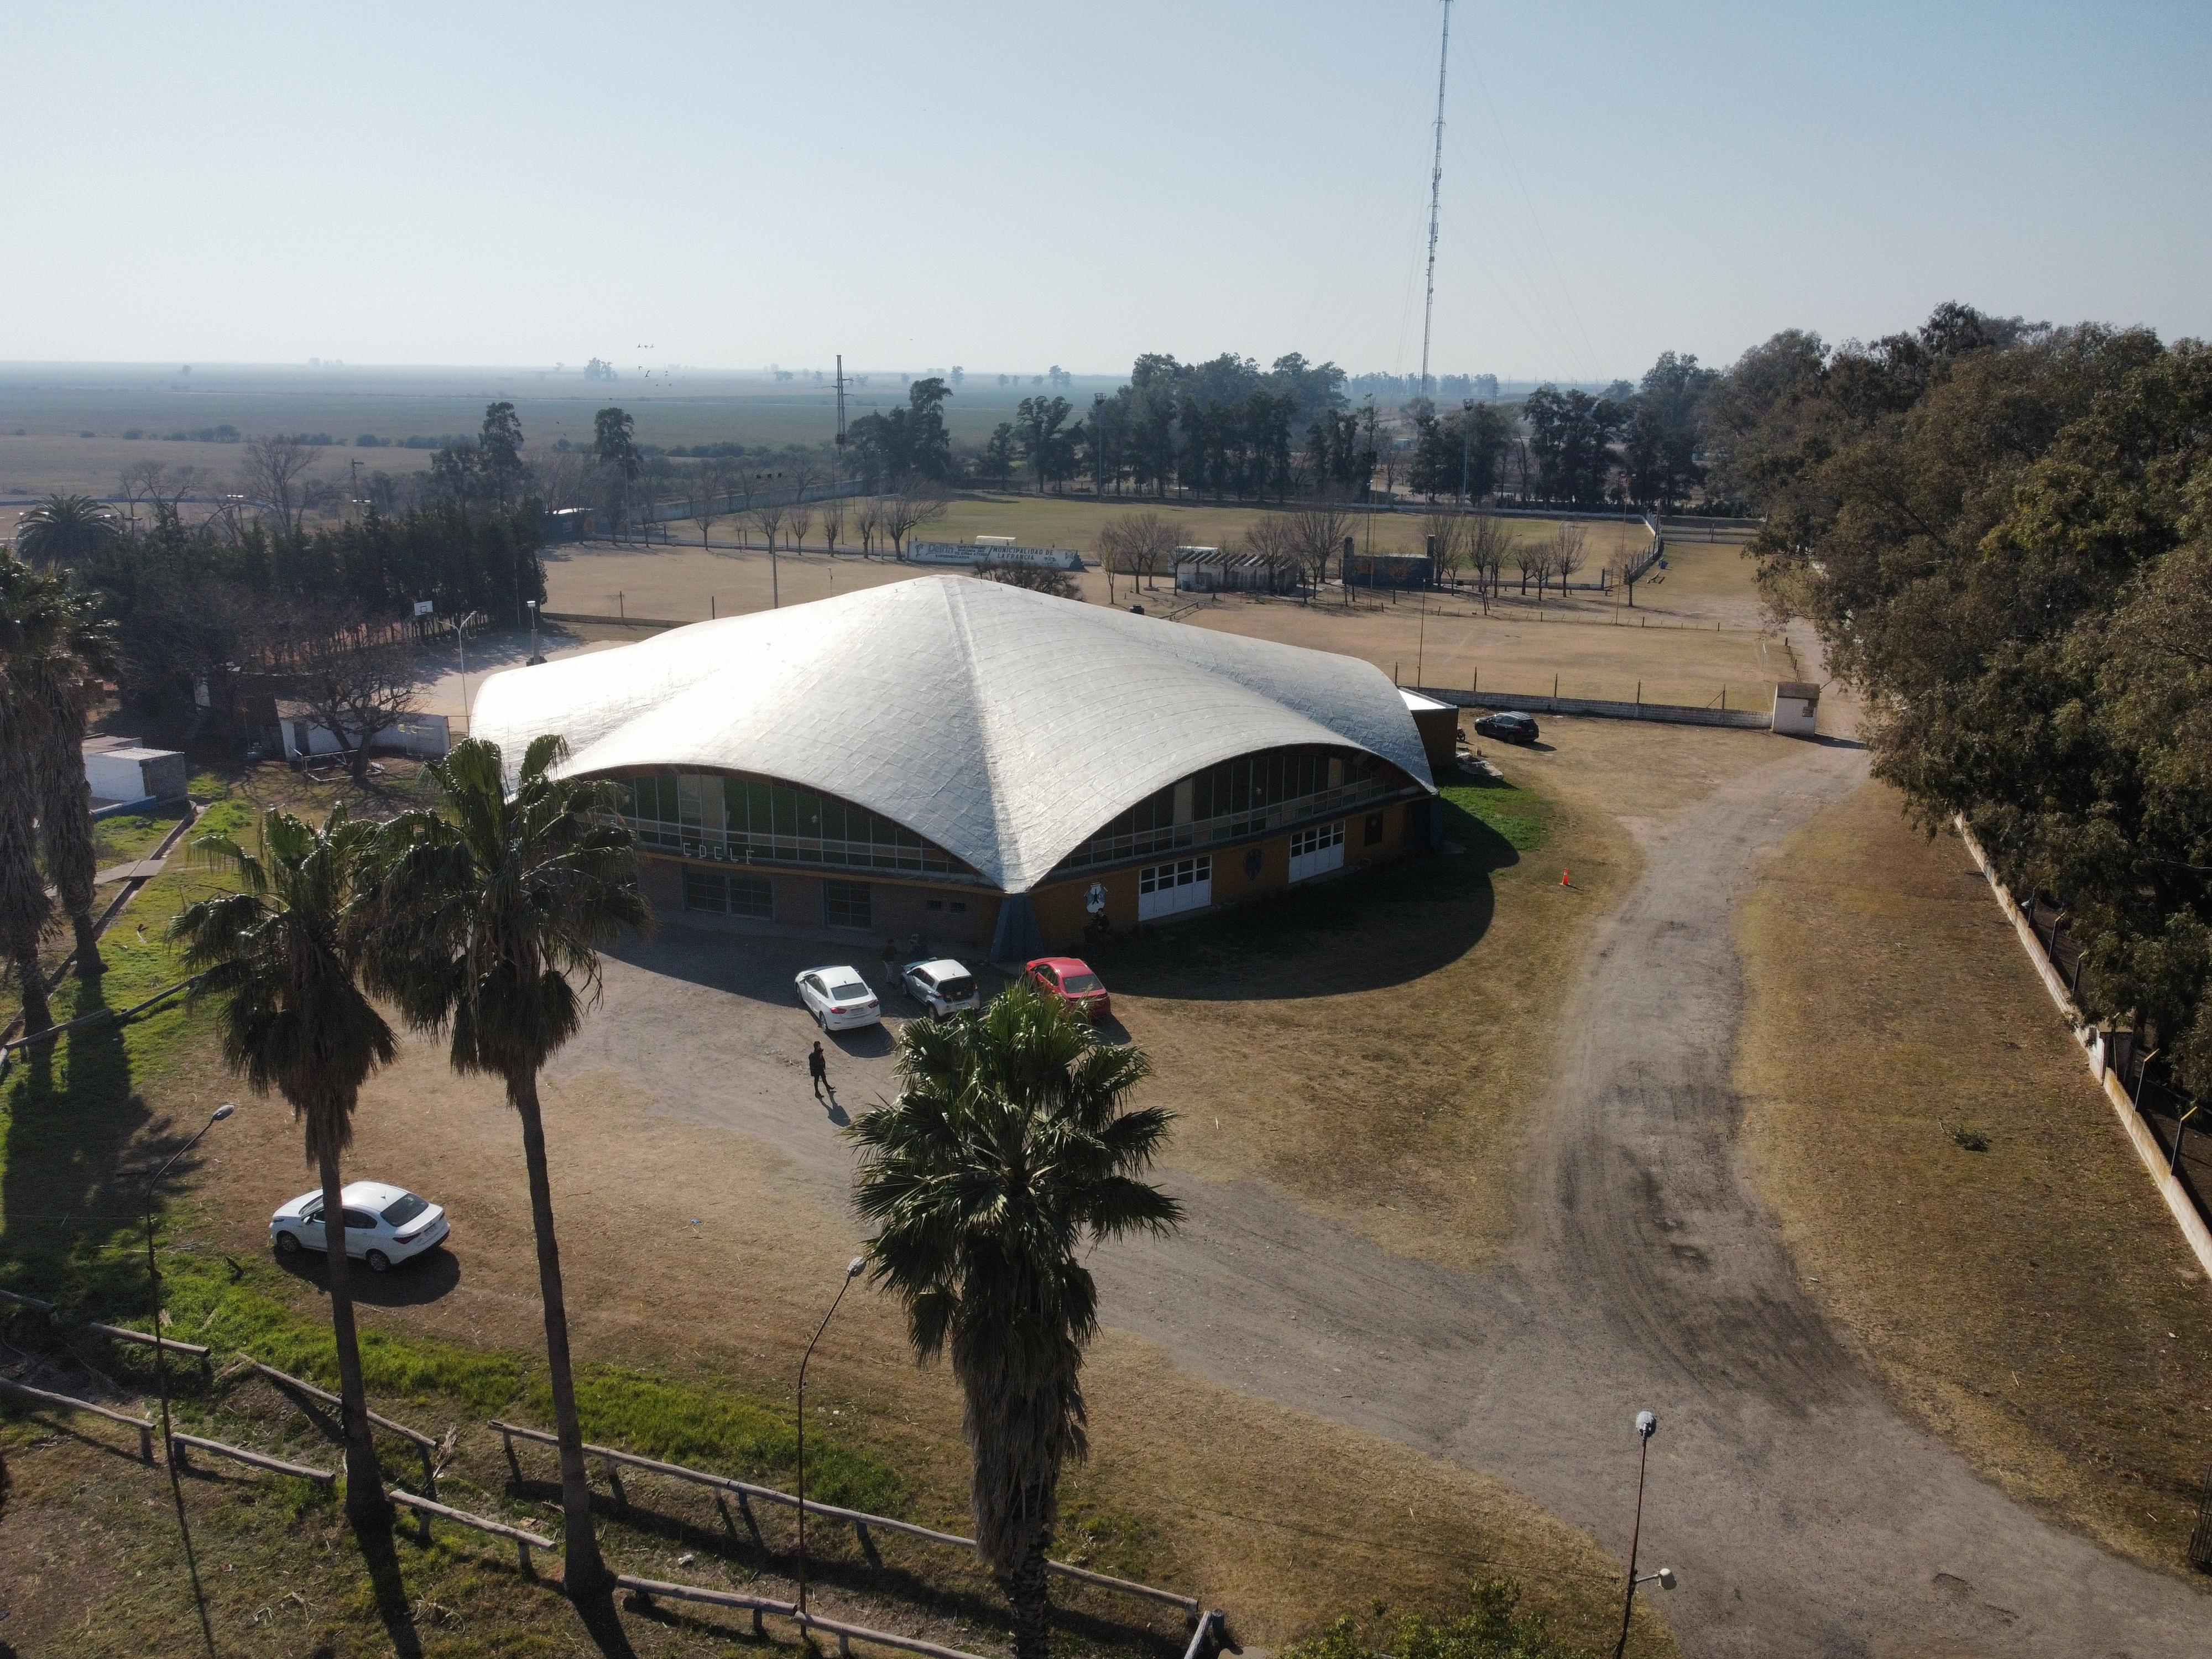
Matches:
[[470, 575, 1434, 893]]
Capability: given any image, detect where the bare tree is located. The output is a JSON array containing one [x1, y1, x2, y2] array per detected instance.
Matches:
[[280, 614, 421, 783], [878, 478, 951, 556], [1552, 523, 1588, 593], [819, 494, 846, 555], [1279, 502, 1353, 603], [1608, 539, 1651, 607], [1466, 513, 1511, 613], [1098, 510, 1177, 599], [242, 435, 319, 536], [854, 495, 882, 557], [749, 496, 787, 557], [787, 503, 816, 555], [1515, 534, 1541, 596], [1421, 509, 1470, 586], [691, 466, 726, 549], [974, 557, 1079, 599]]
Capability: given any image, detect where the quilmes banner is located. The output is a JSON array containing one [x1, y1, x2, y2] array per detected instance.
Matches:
[[907, 541, 1084, 571]]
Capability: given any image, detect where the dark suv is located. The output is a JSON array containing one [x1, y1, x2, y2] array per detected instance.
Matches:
[[1473, 711, 1540, 745]]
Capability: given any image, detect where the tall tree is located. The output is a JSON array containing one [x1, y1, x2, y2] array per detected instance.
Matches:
[[594, 407, 640, 536], [362, 737, 649, 1597], [849, 982, 1180, 1659], [0, 555, 65, 1029], [479, 401, 528, 508], [170, 805, 395, 1524], [14, 577, 117, 973], [242, 436, 320, 537], [14, 494, 121, 570]]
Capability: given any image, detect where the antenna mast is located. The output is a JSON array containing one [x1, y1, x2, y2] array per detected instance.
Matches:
[[834, 354, 847, 451], [1418, 0, 1452, 398]]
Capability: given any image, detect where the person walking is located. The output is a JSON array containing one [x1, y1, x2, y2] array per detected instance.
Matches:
[[808, 1040, 830, 1102]]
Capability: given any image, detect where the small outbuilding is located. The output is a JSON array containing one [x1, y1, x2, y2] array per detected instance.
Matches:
[[82, 740, 187, 807], [1772, 680, 1821, 737], [1173, 546, 1301, 594], [1399, 688, 1460, 773]]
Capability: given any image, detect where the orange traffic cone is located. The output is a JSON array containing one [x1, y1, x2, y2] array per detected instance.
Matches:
[[1561, 869, 1572, 888]]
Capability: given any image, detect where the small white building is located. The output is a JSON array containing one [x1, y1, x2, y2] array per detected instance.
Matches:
[[82, 740, 188, 806], [276, 706, 452, 763], [1772, 680, 1820, 737]]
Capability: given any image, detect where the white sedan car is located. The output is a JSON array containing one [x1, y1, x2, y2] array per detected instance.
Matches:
[[796, 965, 881, 1031], [271, 1182, 449, 1273], [902, 958, 980, 1018]]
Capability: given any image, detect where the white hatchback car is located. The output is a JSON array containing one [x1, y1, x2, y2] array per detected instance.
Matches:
[[271, 1182, 449, 1273], [795, 965, 881, 1031], [902, 958, 980, 1018]]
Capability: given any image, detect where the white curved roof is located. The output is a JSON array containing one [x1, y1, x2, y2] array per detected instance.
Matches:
[[470, 575, 1434, 893]]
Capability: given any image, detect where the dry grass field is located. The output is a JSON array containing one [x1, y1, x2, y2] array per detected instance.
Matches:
[[539, 529, 1786, 714], [1737, 780, 2212, 1573]]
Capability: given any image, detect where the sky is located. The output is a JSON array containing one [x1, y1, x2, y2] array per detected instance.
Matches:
[[7, 1, 2208, 383]]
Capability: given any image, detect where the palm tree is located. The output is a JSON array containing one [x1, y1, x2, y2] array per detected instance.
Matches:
[[0, 554, 66, 1030], [14, 580, 117, 975], [849, 982, 1181, 1659], [14, 494, 122, 570], [361, 735, 649, 1597], [170, 805, 394, 1524]]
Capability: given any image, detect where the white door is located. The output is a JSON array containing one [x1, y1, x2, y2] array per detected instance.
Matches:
[[1138, 855, 1212, 921], [1288, 821, 1345, 883]]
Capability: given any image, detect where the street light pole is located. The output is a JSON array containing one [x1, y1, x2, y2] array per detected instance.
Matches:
[[796, 1256, 866, 1620], [525, 599, 544, 665], [147, 1102, 233, 1655], [1613, 1410, 1660, 1659]]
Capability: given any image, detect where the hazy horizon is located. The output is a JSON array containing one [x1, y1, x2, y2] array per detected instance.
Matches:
[[12, 1, 2209, 381]]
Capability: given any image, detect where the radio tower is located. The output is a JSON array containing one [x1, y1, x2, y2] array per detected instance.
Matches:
[[1418, 0, 1452, 398]]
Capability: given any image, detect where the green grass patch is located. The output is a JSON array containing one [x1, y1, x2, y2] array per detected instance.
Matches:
[[549, 1364, 907, 1515], [1438, 768, 1551, 855]]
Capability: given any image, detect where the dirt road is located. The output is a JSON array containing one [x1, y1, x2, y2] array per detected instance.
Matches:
[[560, 735, 2209, 1656]]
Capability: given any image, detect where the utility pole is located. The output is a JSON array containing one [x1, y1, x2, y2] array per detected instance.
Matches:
[[1461, 397, 1474, 504], [1093, 392, 1106, 498], [1418, 0, 1453, 398], [349, 456, 362, 523], [834, 354, 847, 467]]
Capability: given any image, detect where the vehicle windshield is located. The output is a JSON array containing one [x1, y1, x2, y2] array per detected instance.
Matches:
[[830, 981, 869, 1001], [382, 1193, 428, 1227], [938, 976, 975, 1000], [1061, 973, 1102, 994]]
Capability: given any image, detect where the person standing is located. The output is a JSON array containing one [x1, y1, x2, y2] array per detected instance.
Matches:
[[808, 1040, 829, 1102]]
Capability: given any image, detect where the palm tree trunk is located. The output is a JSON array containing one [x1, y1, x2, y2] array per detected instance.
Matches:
[[1002, 1520, 1053, 1659], [508, 1063, 608, 1596], [318, 1148, 386, 1525], [34, 703, 103, 977], [0, 745, 54, 1032]]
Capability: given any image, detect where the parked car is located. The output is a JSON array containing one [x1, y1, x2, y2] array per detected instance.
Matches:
[[271, 1182, 448, 1273], [902, 957, 980, 1018], [796, 965, 881, 1030], [1473, 710, 1540, 745], [1024, 956, 1112, 1022]]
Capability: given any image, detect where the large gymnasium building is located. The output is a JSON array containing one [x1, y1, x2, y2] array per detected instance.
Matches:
[[469, 575, 1440, 961]]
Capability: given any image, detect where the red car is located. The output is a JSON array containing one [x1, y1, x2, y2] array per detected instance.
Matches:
[[1024, 956, 1111, 1022]]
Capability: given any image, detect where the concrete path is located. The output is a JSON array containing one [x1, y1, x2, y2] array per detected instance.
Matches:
[[566, 736, 2210, 1657]]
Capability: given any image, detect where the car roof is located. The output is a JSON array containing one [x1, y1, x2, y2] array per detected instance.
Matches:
[[340, 1181, 410, 1207], [1029, 956, 1094, 974], [914, 957, 968, 977], [802, 964, 866, 980]]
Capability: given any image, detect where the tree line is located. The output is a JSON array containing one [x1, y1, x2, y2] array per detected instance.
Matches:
[[1717, 301, 2212, 1099]]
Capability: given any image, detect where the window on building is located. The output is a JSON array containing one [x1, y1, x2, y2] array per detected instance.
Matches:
[[1290, 820, 1346, 882], [1364, 813, 1384, 846], [729, 873, 773, 919], [823, 879, 872, 930], [683, 868, 774, 920]]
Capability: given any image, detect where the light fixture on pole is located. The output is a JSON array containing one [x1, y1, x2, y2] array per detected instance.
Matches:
[[525, 598, 544, 666], [1611, 1409, 1676, 1658], [795, 1255, 867, 1621]]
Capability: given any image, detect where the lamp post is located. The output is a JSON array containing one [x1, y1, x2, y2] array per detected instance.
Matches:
[[147, 1102, 233, 1655], [1611, 1409, 1677, 1658], [796, 1255, 866, 1620], [525, 598, 544, 665]]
